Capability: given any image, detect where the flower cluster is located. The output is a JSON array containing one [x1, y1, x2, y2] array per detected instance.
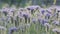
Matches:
[[0, 5, 60, 34]]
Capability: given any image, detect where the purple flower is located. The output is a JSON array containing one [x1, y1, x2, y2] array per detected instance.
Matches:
[[22, 12, 30, 18], [27, 7, 34, 11], [41, 10, 45, 15], [41, 19, 48, 25], [22, 12, 29, 23], [26, 5, 40, 10], [8, 27, 18, 34], [9, 27, 18, 31], [27, 7, 34, 14], [45, 13, 51, 19], [1, 7, 9, 16], [26, 5, 40, 14], [23, 14, 28, 18]]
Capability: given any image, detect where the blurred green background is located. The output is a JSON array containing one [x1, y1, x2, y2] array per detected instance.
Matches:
[[0, 0, 60, 8]]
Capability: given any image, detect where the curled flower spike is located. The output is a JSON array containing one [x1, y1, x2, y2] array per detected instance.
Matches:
[[44, 23, 51, 31], [26, 5, 40, 10], [44, 23, 50, 27], [26, 5, 41, 14], [52, 20, 60, 26], [52, 28, 60, 34]]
